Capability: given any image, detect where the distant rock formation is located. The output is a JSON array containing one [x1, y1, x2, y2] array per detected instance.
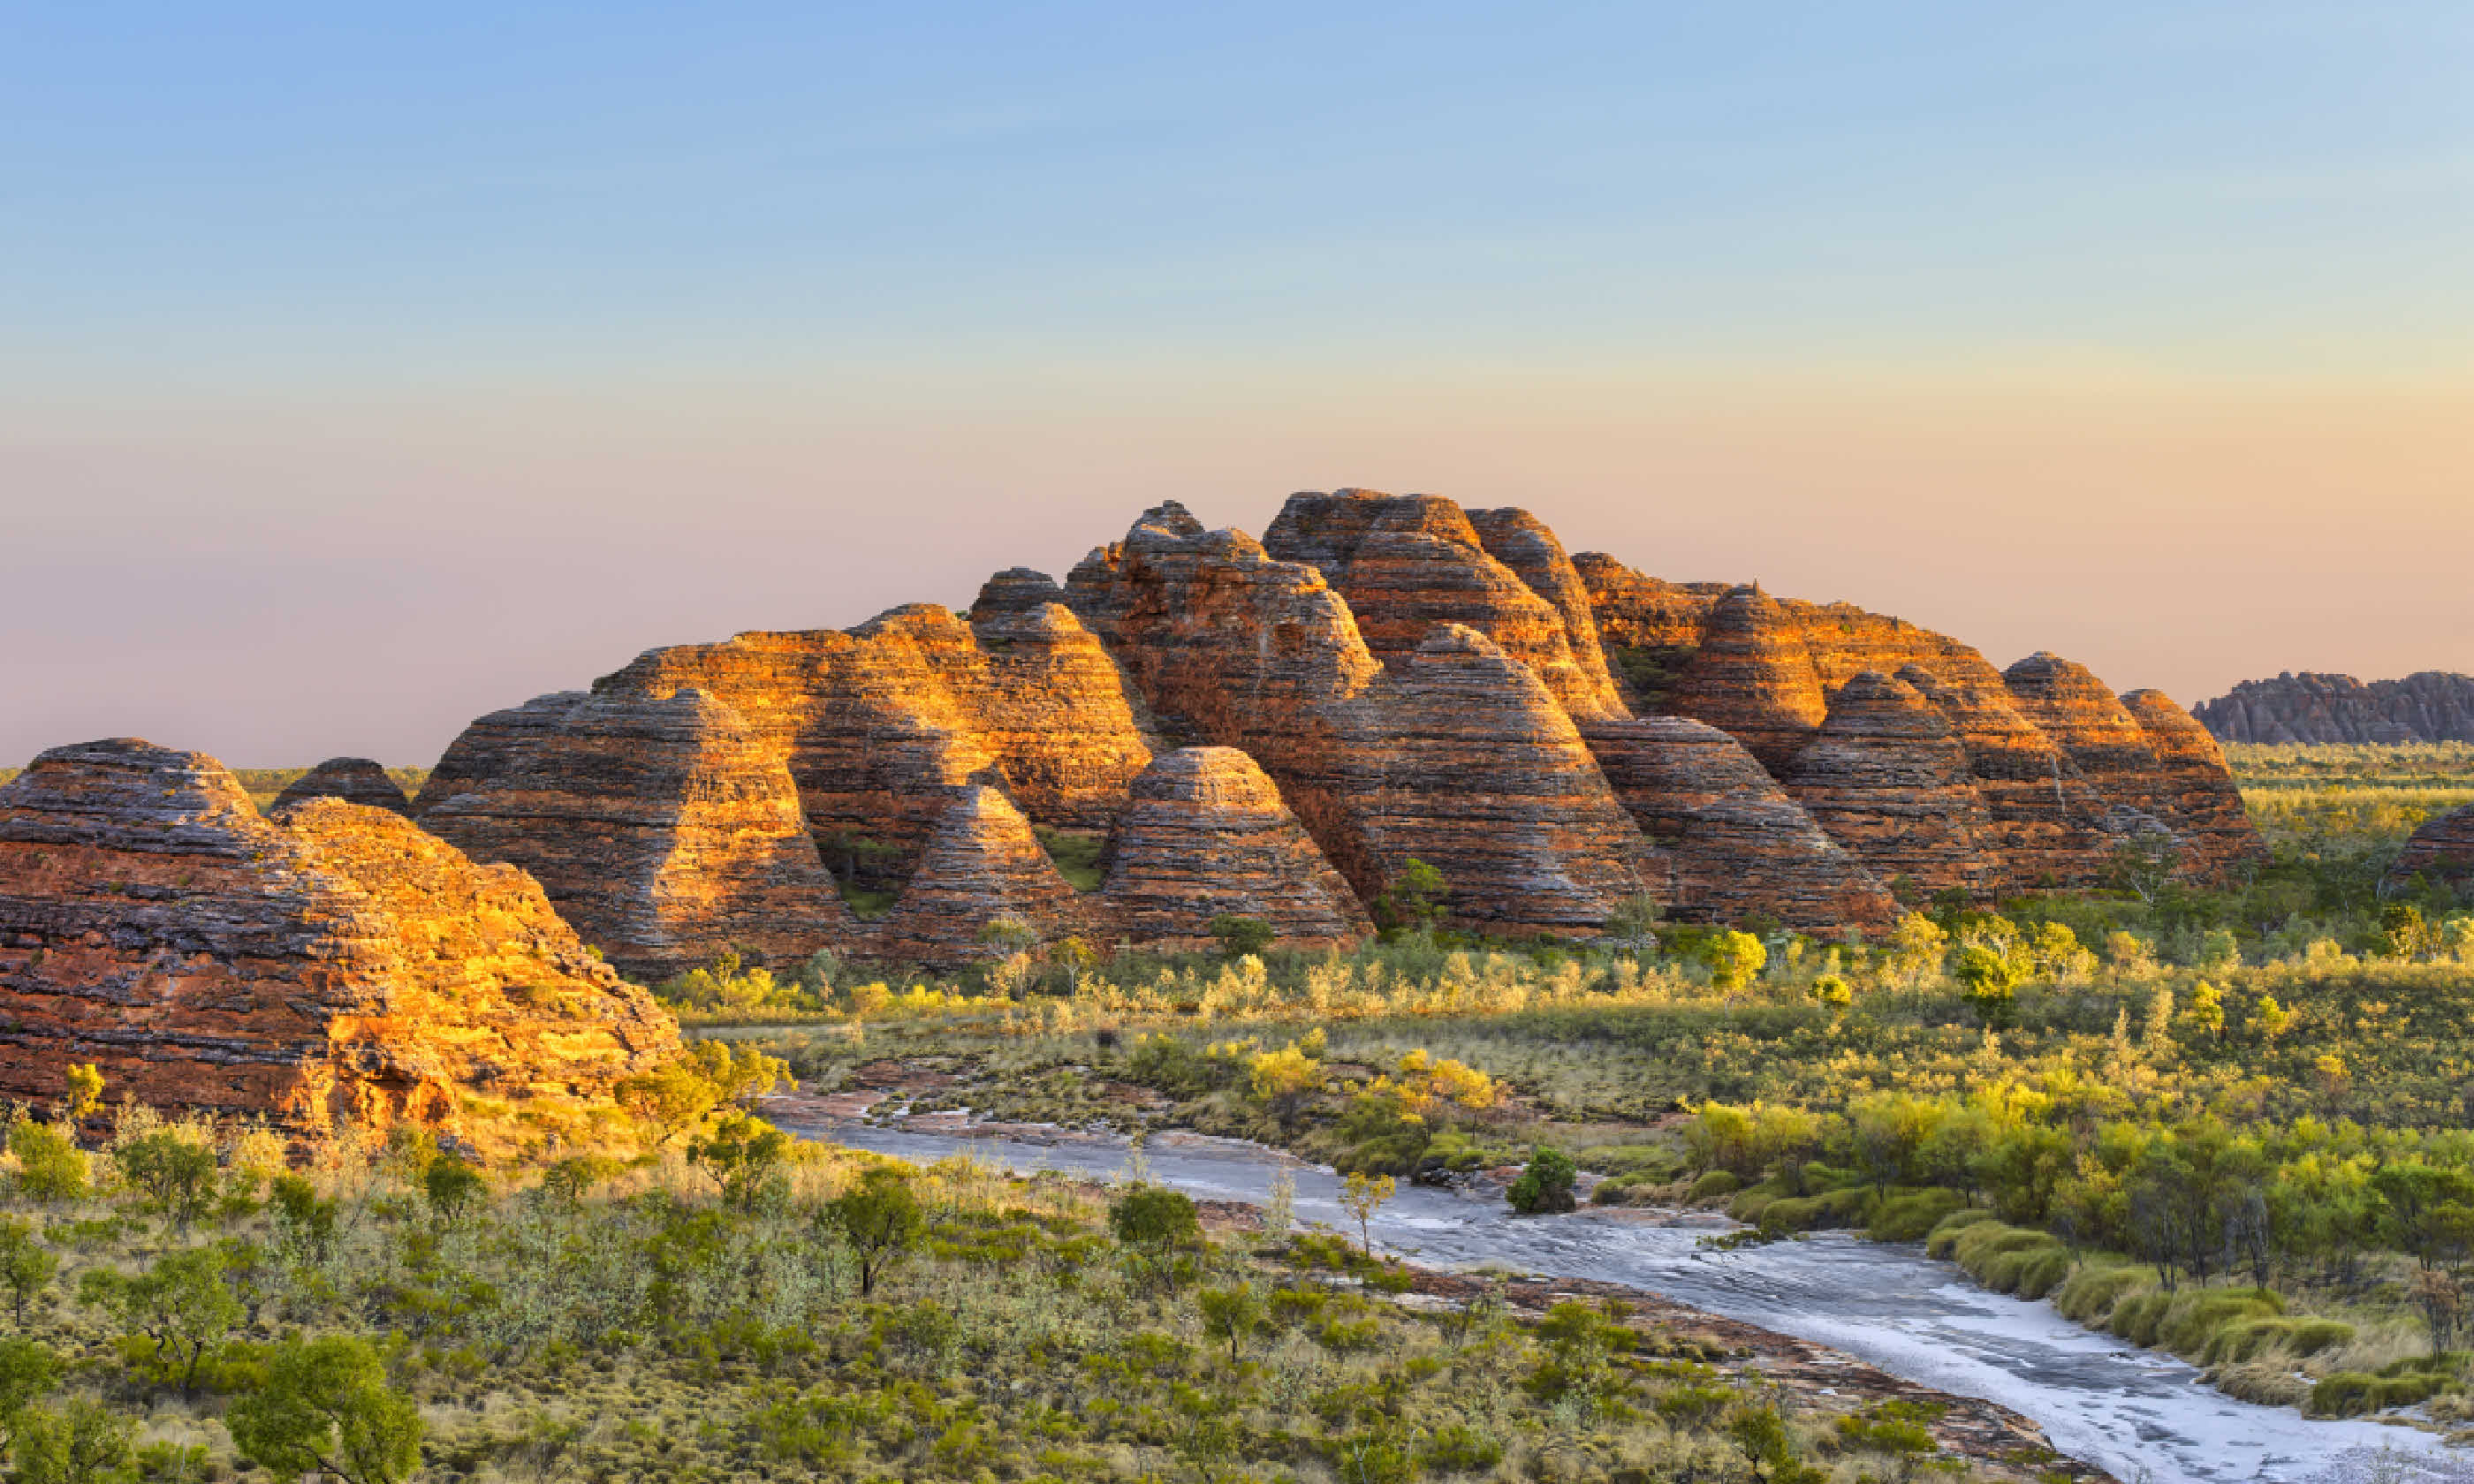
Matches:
[[1100, 748, 1370, 949], [2194, 672, 2474, 746], [869, 785, 1093, 965], [421, 686, 854, 980], [2387, 804, 2474, 897], [271, 757, 413, 815], [0, 739, 679, 1151], [412, 692, 588, 814]]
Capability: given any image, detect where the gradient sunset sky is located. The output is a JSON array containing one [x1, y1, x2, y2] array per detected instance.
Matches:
[[4, 4, 2469, 766]]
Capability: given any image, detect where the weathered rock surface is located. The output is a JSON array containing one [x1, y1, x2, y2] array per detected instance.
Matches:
[[2121, 690, 2270, 876], [271, 757, 413, 816], [1264, 489, 1625, 720], [421, 687, 856, 980], [2387, 804, 2474, 897], [1099, 748, 1370, 949], [2000, 654, 2167, 822], [869, 785, 1093, 965], [1666, 586, 1831, 774], [1581, 716, 1895, 928], [411, 692, 588, 814], [1784, 672, 1993, 894], [2195, 671, 2474, 746], [1892, 664, 2116, 890], [0, 740, 679, 1153]]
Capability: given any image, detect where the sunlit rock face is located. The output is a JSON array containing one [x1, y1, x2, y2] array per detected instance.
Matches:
[[1099, 747, 1370, 950], [0, 739, 679, 1155], [1783, 671, 1994, 896]]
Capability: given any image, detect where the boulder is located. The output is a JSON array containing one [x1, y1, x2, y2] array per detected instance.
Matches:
[[1099, 748, 1370, 949], [0, 739, 679, 1154], [421, 687, 856, 980], [271, 757, 412, 816], [1784, 672, 1994, 895]]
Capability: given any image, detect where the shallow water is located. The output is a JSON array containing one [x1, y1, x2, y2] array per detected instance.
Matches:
[[771, 1110, 2463, 1484]]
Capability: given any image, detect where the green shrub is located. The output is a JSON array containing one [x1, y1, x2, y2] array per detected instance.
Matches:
[[2203, 1316, 2296, 1367], [1685, 1170, 1742, 1204], [2110, 1291, 2174, 1348], [2310, 1365, 2451, 1418], [1922, 1208, 1998, 1257], [2159, 1290, 2282, 1358], [1868, 1188, 1965, 1242], [2288, 1319, 2356, 1357], [2053, 1263, 2151, 1324]]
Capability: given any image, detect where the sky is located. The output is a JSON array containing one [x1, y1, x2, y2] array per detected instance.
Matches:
[[3, 3, 2469, 767]]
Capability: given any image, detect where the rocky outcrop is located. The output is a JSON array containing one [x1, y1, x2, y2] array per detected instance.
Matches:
[[1667, 587, 1830, 774], [2387, 805, 2474, 897], [411, 692, 588, 814], [1784, 673, 1993, 894], [1893, 664, 2116, 890], [272, 758, 412, 816], [2195, 672, 2474, 746], [869, 785, 1093, 965], [1099, 748, 1370, 949], [0, 740, 679, 1154], [2000, 654, 2165, 822], [1581, 716, 1895, 929], [421, 688, 855, 980], [1264, 490, 1625, 720], [2121, 690, 2269, 876]]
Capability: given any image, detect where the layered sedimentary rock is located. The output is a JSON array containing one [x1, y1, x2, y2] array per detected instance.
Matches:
[[412, 692, 588, 814], [272, 757, 412, 816], [0, 740, 679, 1151], [1666, 587, 1831, 774], [1783, 672, 1993, 894], [2121, 690, 2269, 875], [1572, 554, 1726, 712], [1264, 489, 1625, 720], [2387, 804, 2474, 897], [421, 687, 855, 979], [869, 785, 1092, 965], [2196, 671, 2474, 746], [1581, 716, 1895, 928], [2000, 654, 2165, 820], [1099, 748, 1369, 949], [1892, 664, 2116, 890]]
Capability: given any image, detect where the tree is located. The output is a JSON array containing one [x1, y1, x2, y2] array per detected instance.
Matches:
[[6, 1123, 86, 1206], [1953, 945, 2022, 1028], [1604, 894, 1663, 950], [1506, 1147, 1577, 1215], [114, 1132, 218, 1231], [1339, 1171, 1394, 1255], [8, 1397, 132, 1484], [0, 1336, 60, 1446], [1208, 915, 1274, 958], [2184, 980, 2226, 1043], [1110, 1185, 1201, 1251], [226, 1335, 423, 1484], [0, 1222, 57, 1327], [826, 1167, 923, 1298], [687, 1113, 791, 1210], [75, 1246, 239, 1398], [1197, 1283, 1265, 1363], [269, 1175, 339, 1262], [1523, 1300, 1634, 1415], [615, 1041, 792, 1149], [2252, 994, 2295, 1047], [1806, 974, 1853, 1015], [1375, 859, 1448, 935], [1704, 931, 1767, 993], [57, 1067, 102, 1124], [421, 1154, 487, 1220]]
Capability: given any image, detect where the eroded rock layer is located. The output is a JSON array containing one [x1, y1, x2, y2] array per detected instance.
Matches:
[[272, 757, 413, 816], [2387, 805, 2474, 897], [412, 692, 588, 814], [1893, 664, 2115, 890], [1784, 673, 1993, 894], [0, 740, 679, 1153], [869, 785, 1093, 965], [1100, 748, 1370, 949], [2121, 690, 2270, 877], [1667, 586, 1830, 774], [421, 687, 856, 979]]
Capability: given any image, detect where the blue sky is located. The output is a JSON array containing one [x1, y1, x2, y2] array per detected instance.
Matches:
[[3, 4, 2469, 763]]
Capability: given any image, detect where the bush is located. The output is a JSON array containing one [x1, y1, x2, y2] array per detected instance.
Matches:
[[2159, 1290, 2282, 1357], [1684, 1170, 1742, 1204], [2054, 1263, 2151, 1325], [1868, 1188, 1965, 1242], [1506, 1147, 1577, 1215], [1922, 1208, 1998, 1258]]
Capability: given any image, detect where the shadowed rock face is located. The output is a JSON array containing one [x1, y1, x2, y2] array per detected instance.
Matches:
[[0, 740, 679, 1154], [1667, 586, 1830, 774], [1581, 716, 1895, 929], [869, 785, 1092, 965], [2196, 670, 2474, 745], [272, 758, 412, 816], [2121, 690, 2270, 876], [1100, 748, 1370, 949], [1785, 672, 1993, 894], [1264, 489, 1625, 721], [2387, 804, 2474, 897], [412, 693, 588, 814], [421, 687, 856, 980]]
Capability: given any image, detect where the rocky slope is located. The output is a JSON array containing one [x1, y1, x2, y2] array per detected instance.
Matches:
[[271, 757, 413, 815], [375, 489, 2258, 958], [1100, 748, 1370, 949], [2387, 804, 2474, 897], [0, 739, 679, 1151], [2195, 671, 2474, 746]]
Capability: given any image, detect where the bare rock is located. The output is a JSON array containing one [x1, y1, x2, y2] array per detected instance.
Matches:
[[870, 785, 1094, 965], [2121, 689, 2268, 876], [2387, 804, 2474, 897], [1784, 672, 1994, 894], [271, 757, 412, 816], [1100, 748, 1370, 949], [2196, 670, 2474, 745], [1667, 586, 1830, 773], [411, 692, 588, 813]]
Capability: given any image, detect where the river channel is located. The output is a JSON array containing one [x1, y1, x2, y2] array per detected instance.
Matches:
[[769, 1109, 2465, 1484]]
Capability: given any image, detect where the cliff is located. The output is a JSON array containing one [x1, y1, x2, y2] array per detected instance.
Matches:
[[2195, 672, 2474, 746], [0, 740, 679, 1153]]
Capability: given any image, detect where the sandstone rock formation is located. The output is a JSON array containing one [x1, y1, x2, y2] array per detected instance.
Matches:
[[1783, 672, 1993, 894], [1891, 664, 2115, 890], [1666, 586, 1830, 774], [272, 757, 413, 816], [869, 785, 1094, 965], [2195, 671, 2474, 746], [0, 740, 679, 1153], [2387, 804, 2474, 897], [1099, 748, 1370, 949], [2121, 690, 2269, 876], [421, 687, 856, 980], [411, 692, 588, 814]]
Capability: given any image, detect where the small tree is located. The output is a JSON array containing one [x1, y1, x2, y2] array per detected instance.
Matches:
[[1208, 914, 1275, 958], [58, 1066, 103, 1124], [827, 1167, 923, 1298], [1339, 1171, 1395, 1255], [226, 1335, 423, 1484], [1806, 974, 1853, 1015], [269, 1175, 339, 1262], [1953, 945, 2022, 1029], [421, 1154, 488, 1220], [1197, 1283, 1265, 1363], [2252, 994, 2295, 1047], [10, 1397, 133, 1484], [1110, 1185, 1201, 1251], [615, 1041, 793, 1149], [1376, 859, 1448, 935], [687, 1113, 791, 1210], [7, 1123, 87, 1206], [76, 1247, 239, 1399], [1506, 1147, 1578, 1215], [114, 1132, 219, 1232], [1604, 894, 1664, 950], [0, 1335, 61, 1435], [1704, 930, 1767, 992], [0, 1222, 59, 1326]]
